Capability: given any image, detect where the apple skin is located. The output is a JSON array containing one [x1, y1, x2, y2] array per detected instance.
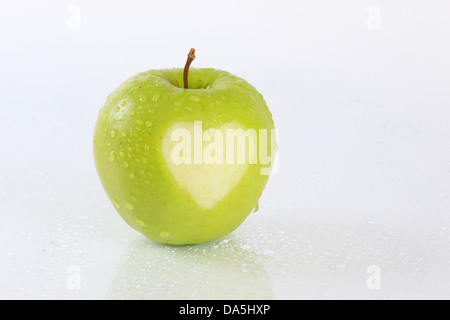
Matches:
[[93, 68, 275, 245]]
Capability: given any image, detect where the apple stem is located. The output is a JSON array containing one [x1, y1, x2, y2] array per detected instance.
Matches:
[[183, 48, 196, 89]]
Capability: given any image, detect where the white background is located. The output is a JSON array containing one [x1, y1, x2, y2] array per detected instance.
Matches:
[[0, 0, 449, 299]]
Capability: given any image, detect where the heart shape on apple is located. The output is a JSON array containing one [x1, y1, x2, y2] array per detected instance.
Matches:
[[162, 121, 252, 210]]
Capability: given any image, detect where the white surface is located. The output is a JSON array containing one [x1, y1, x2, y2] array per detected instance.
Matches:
[[1, 1, 449, 299]]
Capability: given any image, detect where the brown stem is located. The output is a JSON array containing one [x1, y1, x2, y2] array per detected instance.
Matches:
[[183, 48, 196, 89]]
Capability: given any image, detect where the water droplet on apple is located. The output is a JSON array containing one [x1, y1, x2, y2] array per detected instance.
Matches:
[[136, 120, 143, 126], [115, 106, 120, 112], [145, 121, 152, 127], [185, 106, 192, 112], [152, 93, 161, 102], [190, 96, 200, 102], [160, 229, 170, 240], [130, 110, 136, 116], [123, 161, 129, 168], [110, 129, 117, 138], [139, 94, 147, 103], [121, 131, 127, 137], [119, 151, 126, 158], [121, 100, 127, 106], [125, 201, 134, 210], [129, 172, 135, 179], [110, 151, 115, 162], [112, 199, 120, 209], [136, 218, 146, 227]]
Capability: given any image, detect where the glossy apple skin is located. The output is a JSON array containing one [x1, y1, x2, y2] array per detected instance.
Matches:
[[93, 68, 275, 244]]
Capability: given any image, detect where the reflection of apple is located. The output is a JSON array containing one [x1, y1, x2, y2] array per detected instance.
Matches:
[[106, 235, 274, 299], [93, 49, 276, 244]]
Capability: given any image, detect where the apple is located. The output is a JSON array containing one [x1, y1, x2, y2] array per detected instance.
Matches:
[[93, 49, 277, 245]]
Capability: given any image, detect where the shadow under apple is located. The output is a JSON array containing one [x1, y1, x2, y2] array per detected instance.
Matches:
[[106, 234, 275, 300]]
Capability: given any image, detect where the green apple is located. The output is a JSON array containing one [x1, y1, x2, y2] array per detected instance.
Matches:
[[93, 51, 276, 245]]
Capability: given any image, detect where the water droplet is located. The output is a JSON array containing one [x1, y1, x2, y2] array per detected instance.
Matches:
[[121, 100, 127, 106], [145, 121, 152, 127], [110, 129, 117, 138], [136, 120, 143, 126], [185, 106, 192, 112], [160, 229, 170, 240], [110, 151, 115, 162], [125, 201, 134, 210], [123, 161, 129, 168], [130, 110, 136, 116], [115, 106, 120, 112], [121, 131, 127, 137], [136, 218, 146, 227], [258, 250, 274, 255], [139, 94, 147, 103], [119, 151, 126, 158], [129, 172, 135, 179], [112, 199, 120, 209], [152, 93, 161, 102], [144, 144, 150, 150], [190, 96, 200, 102]]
